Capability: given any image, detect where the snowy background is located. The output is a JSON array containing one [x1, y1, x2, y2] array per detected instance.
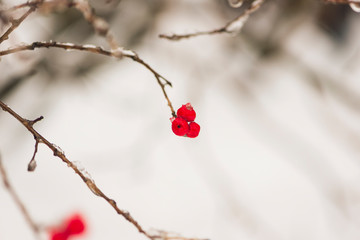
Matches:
[[1, 1, 360, 240]]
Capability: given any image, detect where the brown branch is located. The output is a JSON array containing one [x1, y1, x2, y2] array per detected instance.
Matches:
[[70, 0, 179, 115], [28, 140, 39, 172], [0, 40, 175, 116], [0, 0, 44, 45], [0, 1, 200, 239], [322, 0, 360, 4], [2, 1, 41, 12], [1, 0, 75, 13], [0, 154, 41, 239], [151, 230, 210, 240], [1, 0, 118, 48], [0, 100, 156, 239], [73, 0, 119, 50], [159, 0, 265, 41], [1, 0, 175, 115], [159, 28, 227, 41], [0, 101, 204, 240]]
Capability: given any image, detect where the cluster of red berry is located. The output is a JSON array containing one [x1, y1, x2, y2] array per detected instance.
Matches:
[[171, 103, 200, 138], [50, 214, 86, 240]]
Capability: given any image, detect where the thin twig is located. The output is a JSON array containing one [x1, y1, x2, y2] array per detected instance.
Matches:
[[1, 0, 75, 13], [1, 0, 175, 116], [0, 1, 200, 240], [0, 100, 203, 240], [0, 100, 156, 240], [2, 3, 37, 12], [28, 133, 42, 172], [0, 154, 41, 240], [0, 0, 44, 45], [0, 101, 200, 240], [73, 0, 118, 50], [322, 0, 360, 4], [151, 230, 210, 240], [159, 0, 265, 41], [70, 0, 179, 114], [0, 40, 176, 116], [159, 28, 227, 41]]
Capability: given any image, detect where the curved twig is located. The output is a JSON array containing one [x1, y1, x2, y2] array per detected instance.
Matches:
[[0, 100, 156, 240], [159, 0, 265, 41], [0, 0, 44, 44], [0, 40, 175, 116]]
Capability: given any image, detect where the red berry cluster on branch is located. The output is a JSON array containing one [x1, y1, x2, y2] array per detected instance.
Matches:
[[50, 214, 86, 240], [171, 103, 200, 138]]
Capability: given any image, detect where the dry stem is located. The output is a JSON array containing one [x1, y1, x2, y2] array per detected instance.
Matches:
[[0, 40, 175, 116], [322, 0, 360, 3], [0, 0, 44, 44], [151, 230, 210, 240], [69, 0, 176, 115], [73, 0, 118, 50], [0, 0, 175, 116], [0, 100, 156, 239], [0, 101, 203, 240], [0, 1, 194, 237], [159, 0, 265, 41], [0, 154, 41, 240]]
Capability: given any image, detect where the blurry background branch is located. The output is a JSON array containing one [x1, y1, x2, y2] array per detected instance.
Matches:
[[0, 0, 175, 116], [0, 154, 41, 240], [323, 0, 360, 4], [0, 0, 44, 44], [0, 101, 162, 240], [159, 0, 265, 41], [0, 100, 204, 240]]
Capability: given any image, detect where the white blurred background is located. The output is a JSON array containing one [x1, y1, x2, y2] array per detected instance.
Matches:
[[1, 0, 360, 240]]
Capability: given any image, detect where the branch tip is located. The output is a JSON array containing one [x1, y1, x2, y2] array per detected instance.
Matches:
[[29, 116, 44, 126]]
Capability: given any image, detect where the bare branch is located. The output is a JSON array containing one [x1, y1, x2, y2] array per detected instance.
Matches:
[[0, 40, 176, 116], [1, 0, 175, 115], [0, 0, 44, 45], [0, 101, 203, 240], [159, 28, 227, 41], [71, 0, 179, 115], [0, 1, 201, 239], [73, 0, 119, 50], [0, 154, 41, 239], [151, 230, 210, 240], [1, 0, 76, 13], [159, 0, 265, 41], [2, 1, 42, 12], [322, 0, 360, 4], [0, 100, 153, 239], [1, 0, 116, 48]]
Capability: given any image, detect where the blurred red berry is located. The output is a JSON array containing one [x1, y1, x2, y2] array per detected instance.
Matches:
[[171, 117, 189, 136], [177, 103, 196, 122], [186, 122, 200, 138], [49, 213, 86, 240], [64, 214, 86, 235], [50, 231, 68, 240]]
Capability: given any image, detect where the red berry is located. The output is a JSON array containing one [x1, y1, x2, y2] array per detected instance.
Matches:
[[177, 103, 196, 122], [186, 122, 200, 138], [171, 117, 189, 136], [64, 214, 86, 235], [50, 231, 69, 240]]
